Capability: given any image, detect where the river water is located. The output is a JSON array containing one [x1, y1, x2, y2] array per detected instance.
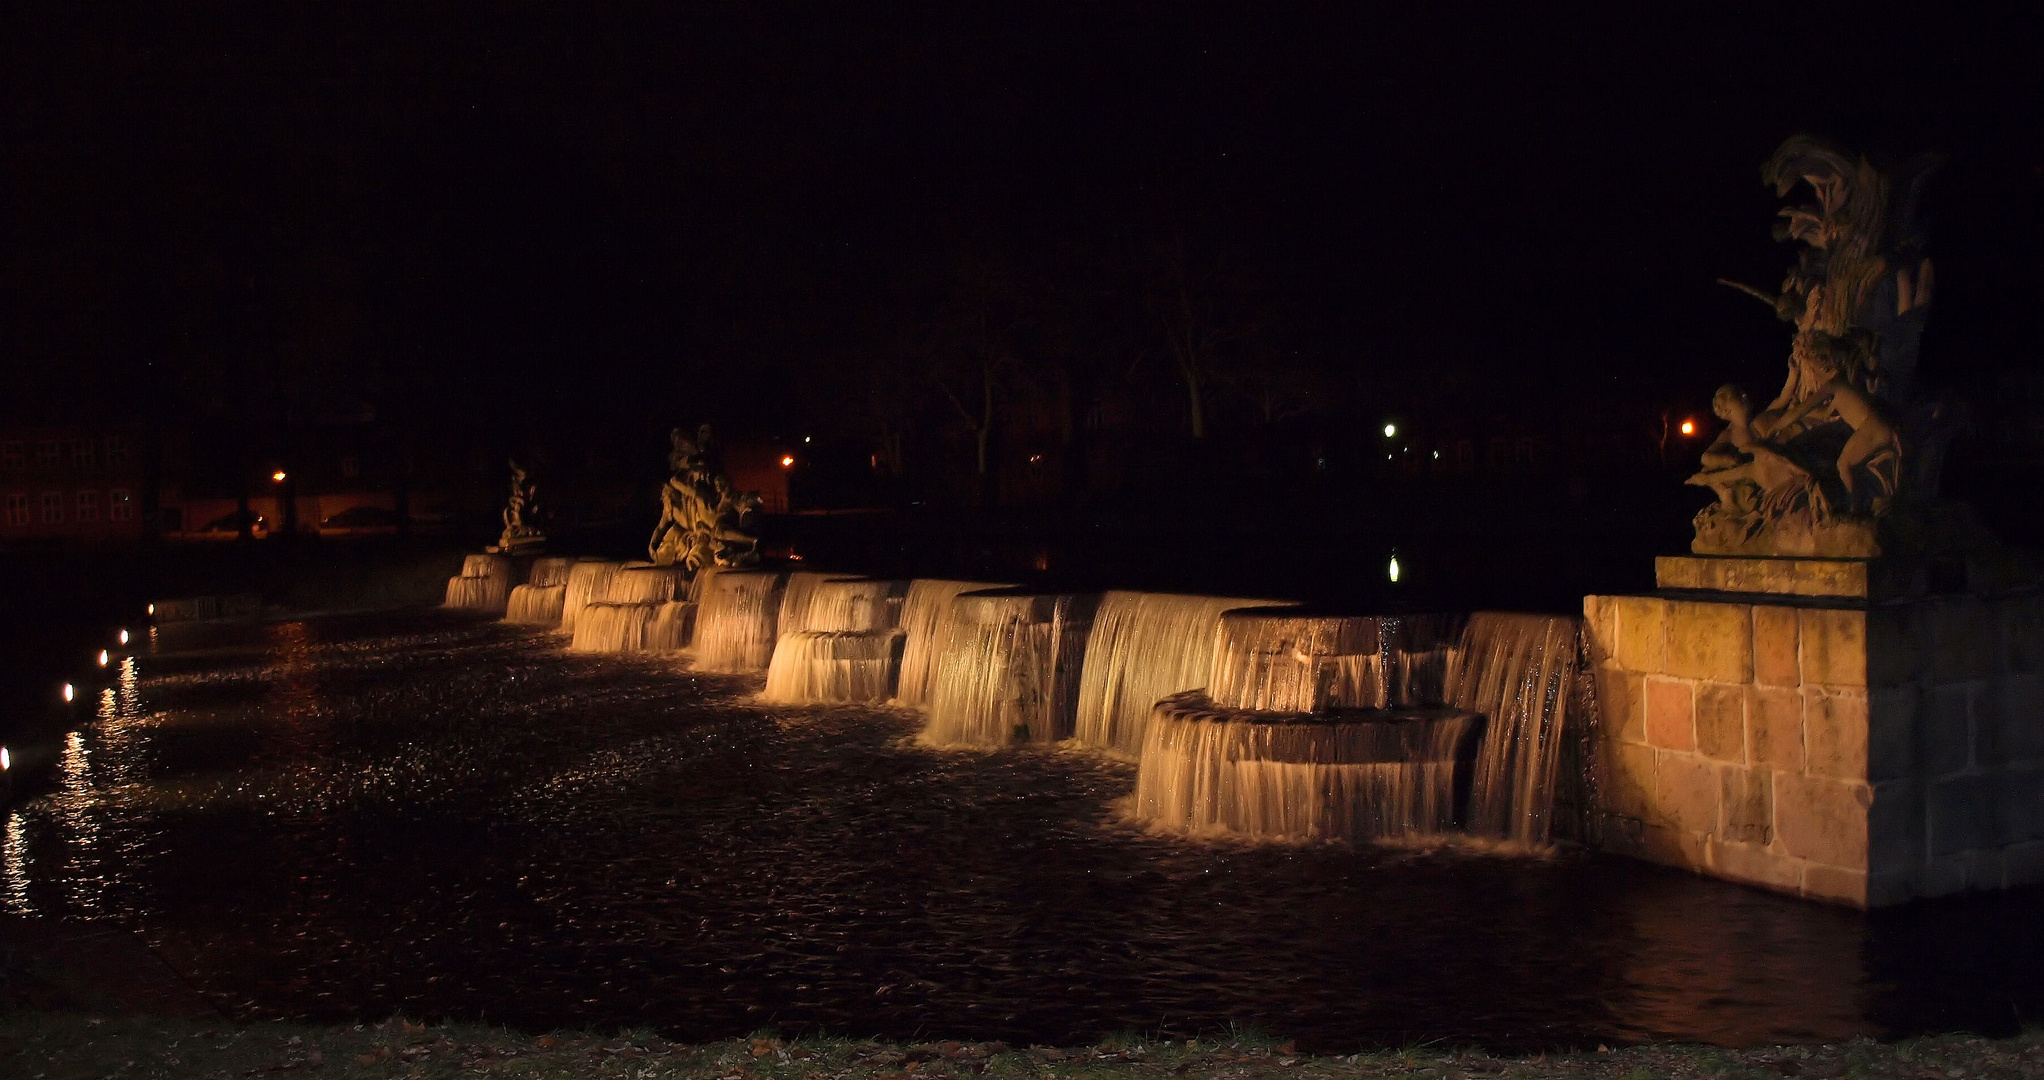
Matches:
[[4, 611, 2038, 1050]]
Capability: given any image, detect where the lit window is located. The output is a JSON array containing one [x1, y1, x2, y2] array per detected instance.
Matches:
[[105, 437, 129, 466], [40, 491, 63, 522], [4, 493, 26, 526], [73, 440, 96, 468], [35, 441, 60, 467], [1, 443, 23, 468], [76, 490, 99, 522], [109, 489, 134, 522]]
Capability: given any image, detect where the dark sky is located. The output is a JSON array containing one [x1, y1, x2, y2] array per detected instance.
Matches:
[[3, 3, 2040, 437]]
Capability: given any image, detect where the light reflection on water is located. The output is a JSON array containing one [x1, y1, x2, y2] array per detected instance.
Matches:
[[3, 809, 33, 915], [0, 610, 2038, 1050]]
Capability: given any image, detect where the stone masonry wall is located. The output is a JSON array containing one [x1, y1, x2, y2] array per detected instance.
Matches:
[[1582, 589, 2044, 907]]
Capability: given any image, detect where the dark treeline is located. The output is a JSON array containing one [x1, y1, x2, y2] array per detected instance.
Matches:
[[3, 5, 2041, 512]]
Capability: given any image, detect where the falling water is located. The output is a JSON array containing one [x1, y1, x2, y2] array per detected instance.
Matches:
[[775, 571, 840, 636], [646, 601, 694, 651], [761, 631, 904, 704], [686, 565, 720, 604], [1072, 591, 1290, 757], [1132, 691, 1484, 840], [1448, 612, 1584, 845], [570, 603, 657, 653], [558, 560, 622, 634], [570, 567, 689, 653], [689, 569, 787, 673], [1208, 610, 1383, 712], [1394, 642, 1460, 708], [919, 591, 1095, 747], [761, 577, 909, 704], [779, 575, 904, 636], [892, 579, 1013, 707], [505, 557, 576, 626], [1208, 611, 1464, 711], [808, 578, 904, 633], [528, 556, 576, 587], [604, 565, 686, 605], [444, 554, 515, 613]]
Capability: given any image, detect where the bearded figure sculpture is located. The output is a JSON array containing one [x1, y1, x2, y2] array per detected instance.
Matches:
[[1689, 136, 1960, 557], [648, 424, 763, 572]]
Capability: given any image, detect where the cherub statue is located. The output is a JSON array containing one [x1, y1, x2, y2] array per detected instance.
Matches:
[[1693, 136, 1949, 556], [1765, 334, 1900, 513], [1689, 385, 1821, 537]]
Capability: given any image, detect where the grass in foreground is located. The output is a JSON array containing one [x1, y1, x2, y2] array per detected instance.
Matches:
[[2, 1015, 2041, 1080]]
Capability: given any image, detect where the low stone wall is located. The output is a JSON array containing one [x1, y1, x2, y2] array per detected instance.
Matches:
[[1584, 577, 2044, 907]]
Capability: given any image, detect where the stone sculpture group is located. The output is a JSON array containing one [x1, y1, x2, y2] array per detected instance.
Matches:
[[647, 424, 762, 572], [490, 458, 548, 554], [1689, 136, 1957, 557]]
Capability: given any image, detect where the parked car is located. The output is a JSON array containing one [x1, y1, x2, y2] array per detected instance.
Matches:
[[197, 510, 267, 537], [319, 505, 401, 535]]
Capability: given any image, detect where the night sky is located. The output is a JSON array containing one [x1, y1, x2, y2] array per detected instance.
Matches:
[[4, 4, 2040, 442]]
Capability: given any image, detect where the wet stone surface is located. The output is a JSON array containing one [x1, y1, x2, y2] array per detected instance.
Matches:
[[4, 611, 2040, 1050]]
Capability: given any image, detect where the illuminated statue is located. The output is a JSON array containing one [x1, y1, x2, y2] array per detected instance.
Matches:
[[1689, 136, 1954, 557], [648, 424, 762, 572], [491, 459, 547, 554]]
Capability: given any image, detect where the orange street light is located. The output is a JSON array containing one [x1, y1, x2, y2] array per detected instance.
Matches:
[[780, 455, 795, 467], [1679, 420, 1697, 436], [272, 470, 288, 482]]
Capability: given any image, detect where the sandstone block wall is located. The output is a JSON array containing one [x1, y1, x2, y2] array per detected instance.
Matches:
[[1582, 589, 2044, 906]]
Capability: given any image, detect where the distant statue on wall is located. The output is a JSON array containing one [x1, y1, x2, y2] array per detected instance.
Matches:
[[1689, 135, 1959, 557], [648, 424, 762, 572], [491, 458, 548, 554]]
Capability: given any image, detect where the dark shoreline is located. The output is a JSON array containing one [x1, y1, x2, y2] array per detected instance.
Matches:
[[4, 1013, 2042, 1080]]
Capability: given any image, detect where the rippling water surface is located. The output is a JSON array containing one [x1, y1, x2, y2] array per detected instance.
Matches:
[[5, 611, 2040, 1050]]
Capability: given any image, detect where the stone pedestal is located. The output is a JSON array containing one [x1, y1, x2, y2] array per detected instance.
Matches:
[[1584, 554, 2044, 907]]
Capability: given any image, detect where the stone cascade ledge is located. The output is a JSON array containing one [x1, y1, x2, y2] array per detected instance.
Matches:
[[1583, 584, 2044, 907], [1657, 553, 2040, 602]]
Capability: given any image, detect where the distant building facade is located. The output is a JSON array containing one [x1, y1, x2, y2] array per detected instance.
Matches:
[[0, 426, 148, 542]]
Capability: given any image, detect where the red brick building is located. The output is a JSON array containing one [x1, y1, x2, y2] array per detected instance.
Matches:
[[0, 426, 148, 542]]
